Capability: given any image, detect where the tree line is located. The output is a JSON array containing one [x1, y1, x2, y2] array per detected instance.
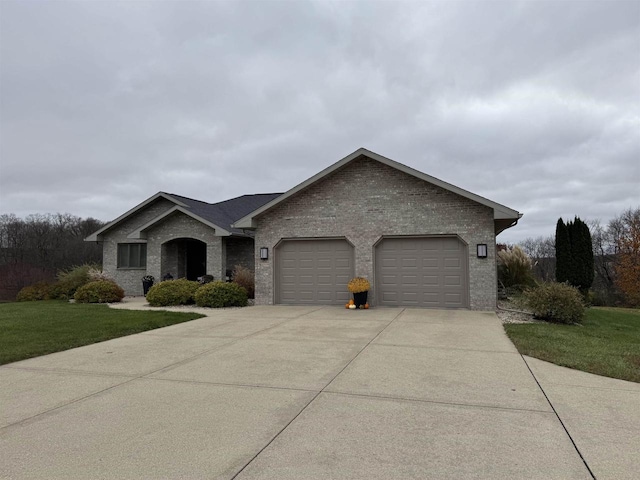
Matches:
[[516, 207, 639, 307], [0, 213, 105, 301]]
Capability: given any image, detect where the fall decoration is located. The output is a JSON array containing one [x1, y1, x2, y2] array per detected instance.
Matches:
[[347, 277, 370, 294]]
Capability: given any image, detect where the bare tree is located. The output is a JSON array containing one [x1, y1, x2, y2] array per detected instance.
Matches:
[[519, 235, 555, 282], [0, 213, 105, 300]]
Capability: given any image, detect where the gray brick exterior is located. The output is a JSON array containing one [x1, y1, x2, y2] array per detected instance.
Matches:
[[226, 237, 255, 273], [101, 199, 253, 295], [253, 157, 497, 310]]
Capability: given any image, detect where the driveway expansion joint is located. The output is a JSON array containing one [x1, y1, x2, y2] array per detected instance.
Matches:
[[521, 355, 597, 480], [229, 308, 407, 480], [320, 390, 557, 415], [372, 342, 519, 354]]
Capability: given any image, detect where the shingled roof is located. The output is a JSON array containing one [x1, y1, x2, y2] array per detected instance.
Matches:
[[165, 192, 283, 235], [85, 191, 282, 241]]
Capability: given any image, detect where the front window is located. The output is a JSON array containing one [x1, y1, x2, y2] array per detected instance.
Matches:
[[117, 243, 147, 268]]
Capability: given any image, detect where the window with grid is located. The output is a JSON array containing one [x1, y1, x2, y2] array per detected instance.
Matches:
[[117, 243, 147, 268]]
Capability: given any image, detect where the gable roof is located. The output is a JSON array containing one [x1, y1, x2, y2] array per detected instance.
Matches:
[[232, 148, 522, 235], [85, 192, 282, 241]]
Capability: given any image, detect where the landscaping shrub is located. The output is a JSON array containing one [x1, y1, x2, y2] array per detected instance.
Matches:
[[525, 282, 585, 324], [74, 280, 124, 304], [232, 265, 255, 299], [146, 279, 200, 307], [16, 282, 52, 301], [55, 263, 101, 299], [195, 281, 248, 308], [497, 246, 535, 291]]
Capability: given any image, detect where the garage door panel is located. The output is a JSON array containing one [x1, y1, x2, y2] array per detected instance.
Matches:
[[423, 258, 439, 268], [444, 275, 462, 286], [423, 275, 439, 285], [276, 239, 354, 305], [444, 258, 461, 268], [401, 258, 419, 268], [334, 258, 351, 268], [376, 237, 468, 308], [401, 274, 418, 285], [317, 259, 332, 269], [381, 274, 397, 285]]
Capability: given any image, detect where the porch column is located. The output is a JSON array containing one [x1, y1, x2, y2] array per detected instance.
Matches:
[[206, 236, 226, 282]]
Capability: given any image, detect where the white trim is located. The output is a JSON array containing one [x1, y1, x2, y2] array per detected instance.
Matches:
[[233, 148, 521, 229]]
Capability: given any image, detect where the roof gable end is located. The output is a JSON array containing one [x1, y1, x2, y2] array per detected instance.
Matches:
[[84, 192, 188, 242], [233, 148, 521, 231], [126, 206, 231, 239]]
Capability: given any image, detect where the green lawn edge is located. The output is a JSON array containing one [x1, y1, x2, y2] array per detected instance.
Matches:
[[0, 301, 205, 365], [504, 307, 640, 383]]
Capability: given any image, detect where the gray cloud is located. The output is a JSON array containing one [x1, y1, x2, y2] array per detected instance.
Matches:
[[1, 0, 638, 243]]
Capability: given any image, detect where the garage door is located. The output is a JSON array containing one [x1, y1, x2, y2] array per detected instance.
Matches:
[[376, 236, 468, 308], [276, 239, 354, 305]]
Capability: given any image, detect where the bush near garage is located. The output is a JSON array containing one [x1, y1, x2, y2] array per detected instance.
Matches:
[[497, 245, 535, 291], [74, 280, 125, 304], [146, 279, 200, 307], [195, 281, 248, 308], [525, 282, 586, 324], [232, 264, 255, 299]]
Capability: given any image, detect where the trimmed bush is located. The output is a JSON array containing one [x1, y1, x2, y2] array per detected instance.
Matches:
[[525, 282, 585, 324], [74, 280, 124, 304], [195, 281, 248, 308], [16, 282, 52, 301], [146, 279, 200, 307], [232, 265, 255, 299]]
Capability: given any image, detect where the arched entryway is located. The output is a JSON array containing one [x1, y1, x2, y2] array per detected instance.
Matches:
[[161, 238, 206, 281]]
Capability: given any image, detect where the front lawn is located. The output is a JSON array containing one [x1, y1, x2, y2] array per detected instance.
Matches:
[[0, 301, 204, 365], [504, 307, 640, 383]]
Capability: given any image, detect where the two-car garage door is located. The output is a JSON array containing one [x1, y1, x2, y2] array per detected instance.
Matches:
[[275, 236, 468, 308]]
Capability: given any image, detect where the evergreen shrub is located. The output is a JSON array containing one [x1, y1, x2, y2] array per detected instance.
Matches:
[[146, 279, 200, 306], [16, 282, 52, 301], [74, 280, 125, 304], [195, 281, 248, 308], [525, 282, 585, 324]]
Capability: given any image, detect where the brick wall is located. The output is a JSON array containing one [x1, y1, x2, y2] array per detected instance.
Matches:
[[226, 237, 255, 275], [102, 198, 175, 296], [254, 156, 497, 310], [101, 200, 223, 295], [145, 214, 220, 283]]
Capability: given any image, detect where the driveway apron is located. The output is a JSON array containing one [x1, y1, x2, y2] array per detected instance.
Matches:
[[0, 301, 622, 479]]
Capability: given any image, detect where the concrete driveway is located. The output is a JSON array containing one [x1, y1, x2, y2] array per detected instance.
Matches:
[[1, 301, 638, 479]]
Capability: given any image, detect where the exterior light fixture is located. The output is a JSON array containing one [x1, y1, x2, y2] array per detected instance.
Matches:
[[259, 247, 269, 260], [477, 244, 488, 258]]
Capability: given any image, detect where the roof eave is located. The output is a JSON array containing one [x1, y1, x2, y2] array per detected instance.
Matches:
[[84, 192, 188, 242]]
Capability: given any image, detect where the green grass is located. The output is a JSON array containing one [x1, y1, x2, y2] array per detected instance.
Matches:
[[0, 301, 205, 365], [504, 307, 640, 383]]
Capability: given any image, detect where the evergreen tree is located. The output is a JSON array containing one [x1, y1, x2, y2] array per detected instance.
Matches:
[[555, 218, 571, 283], [569, 217, 594, 293]]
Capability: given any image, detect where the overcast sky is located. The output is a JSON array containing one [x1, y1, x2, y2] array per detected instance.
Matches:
[[1, 0, 638, 243]]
